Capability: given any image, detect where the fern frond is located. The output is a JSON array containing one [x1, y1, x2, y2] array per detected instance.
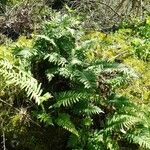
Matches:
[[53, 91, 89, 108], [46, 73, 55, 81], [70, 57, 83, 66], [55, 113, 79, 136], [106, 114, 141, 133], [105, 136, 120, 150], [90, 60, 118, 70], [118, 64, 139, 79], [108, 95, 134, 108], [44, 52, 67, 66], [37, 112, 53, 125], [83, 104, 104, 116], [58, 67, 72, 78], [35, 35, 57, 47], [0, 60, 46, 105], [74, 70, 97, 89], [125, 129, 150, 149]]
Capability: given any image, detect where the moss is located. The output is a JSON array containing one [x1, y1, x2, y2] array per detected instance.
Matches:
[[85, 17, 150, 104]]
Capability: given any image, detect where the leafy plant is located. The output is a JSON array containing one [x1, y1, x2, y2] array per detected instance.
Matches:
[[0, 12, 150, 150], [30, 13, 149, 149]]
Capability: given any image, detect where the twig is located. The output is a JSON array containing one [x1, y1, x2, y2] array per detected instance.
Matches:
[[0, 98, 19, 111], [2, 130, 6, 150], [109, 50, 130, 61], [97, 1, 121, 18], [1, 118, 6, 150]]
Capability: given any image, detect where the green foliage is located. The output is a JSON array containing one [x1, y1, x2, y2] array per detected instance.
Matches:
[[85, 16, 150, 104], [55, 113, 79, 136], [31, 13, 150, 150], [37, 112, 53, 125], [53, 91, 88, 108], [0, 11, 150, 150], [82, 16, 150, 149], [0, 59, 49, 105]]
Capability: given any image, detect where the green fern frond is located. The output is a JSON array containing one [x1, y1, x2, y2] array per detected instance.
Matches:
[[118, 64, 139, 79], [35, 35, 57, 47], [107, 76, 127, 88], [108, 95, 134, 108], [44, 52, 67, 66], [74, 70, 97, 89], [46, 73, 55, 81], [125, 129, 150, 149], [83, 105, 104, 116], [90, 60, 118, 70], [55, 113, 79, 136], [58, 67, 72, 78], [0, 60, 46, 105], [106, 114, 141, 132], [70, 56, 85, 67], [105, 136, 120, 150], [86, 131, 104, 150], [46, 67, 59, 81], [37, 112, 53, 125], [53, 91, 89, 108], [86, 64, 102, 75], [67, 134, 80, 149], [87, 60, 119, 76]]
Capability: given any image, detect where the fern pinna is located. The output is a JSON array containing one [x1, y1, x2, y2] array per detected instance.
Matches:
[[0, 13, 150, 150]]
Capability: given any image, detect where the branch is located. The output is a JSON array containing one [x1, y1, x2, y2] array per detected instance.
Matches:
[[0, 98, 19, 111], [97, 1, 121, 18], [2, 130, 6, 150], [1, 118, 6, 150], [109, 50, 130, 61]]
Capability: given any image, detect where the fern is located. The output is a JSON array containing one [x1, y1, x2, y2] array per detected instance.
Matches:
[[82, 105, 104, 116], [73, 70, 97, 89], [37, 112, 53, 125], [108, 95, 134, 108], [35, 35, 57, 47], [53, 91, 90, 108], [106, 114, 141, 133], [0, 59, 49, 105], [55, 113, 79, 137], [32, 14, 142, 149], [1, 13, 146, 150], [44, 52, 68, 66], [125, 129, 150, 149], [102, 101, 150, 149]]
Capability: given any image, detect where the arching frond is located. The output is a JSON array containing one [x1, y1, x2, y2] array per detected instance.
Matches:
[[73, 70, 97, 89], [106, 114, 141, 133], [55, 113, 79, 137], [44, 52, 68, 66], [53, 91, 89, 108], [83, 104, 104, 116], [0, 59, 48, 105], [125, 128, 150, 149]]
